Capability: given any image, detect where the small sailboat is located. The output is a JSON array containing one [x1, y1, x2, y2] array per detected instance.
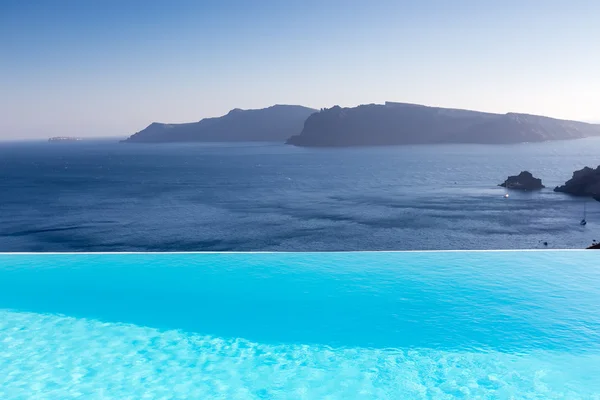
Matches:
[[580, 201, 587, 226]]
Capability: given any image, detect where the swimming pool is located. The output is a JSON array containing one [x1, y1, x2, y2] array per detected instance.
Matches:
[[1, 251, 599, 398]]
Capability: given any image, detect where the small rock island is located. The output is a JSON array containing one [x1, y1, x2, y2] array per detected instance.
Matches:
[[48, 136, 82, 142], [554, 166, 600, 199], [499, 171, 544, 190]]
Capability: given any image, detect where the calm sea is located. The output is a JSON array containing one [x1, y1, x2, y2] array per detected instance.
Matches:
[[1, 139, 599, 251]]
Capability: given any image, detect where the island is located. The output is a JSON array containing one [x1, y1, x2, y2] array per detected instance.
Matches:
[[499, 171, 544, 190], [286, 102, 600, 147], [48, 137, 82, 142], [124, 105, 316, 143], [554, 166, 600, 199]]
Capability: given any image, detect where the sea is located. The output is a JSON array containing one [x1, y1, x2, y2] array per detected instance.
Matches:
[[1, 138, 599, 252]]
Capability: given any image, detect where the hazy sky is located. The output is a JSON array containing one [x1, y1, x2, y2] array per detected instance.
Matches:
[[1, 0, 599, 139]]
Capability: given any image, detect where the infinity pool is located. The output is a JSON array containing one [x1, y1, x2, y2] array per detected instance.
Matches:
[[1, 251, 599, 399]]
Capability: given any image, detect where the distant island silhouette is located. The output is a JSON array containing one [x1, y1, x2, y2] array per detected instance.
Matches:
[[124, 102, 600, 146], [287, 102, 600, 146], [124, 105, 316, 143], [48, 136, 82, 142]]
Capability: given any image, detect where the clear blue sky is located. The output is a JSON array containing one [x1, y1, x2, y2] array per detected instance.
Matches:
[[1, 0, 599, 139]]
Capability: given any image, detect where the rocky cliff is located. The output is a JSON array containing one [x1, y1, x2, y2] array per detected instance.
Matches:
[[554, 166, 600, 198], [286, 102, 600, 146]]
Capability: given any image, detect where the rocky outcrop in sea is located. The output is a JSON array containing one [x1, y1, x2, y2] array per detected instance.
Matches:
[[554, 166, 600, 199], [499, 171, 544, 190]]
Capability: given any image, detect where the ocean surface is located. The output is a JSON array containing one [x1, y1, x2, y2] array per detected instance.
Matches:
[[1, 139, 600, 252], [1, 251, 599, 398]]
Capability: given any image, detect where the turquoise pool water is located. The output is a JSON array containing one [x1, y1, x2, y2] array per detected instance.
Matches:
[[1, 251, 599, 399]]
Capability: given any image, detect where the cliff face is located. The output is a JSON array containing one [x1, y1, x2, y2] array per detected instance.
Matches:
[[125, 105, 316, 143], [286, 102, 600, 146], [554, 166, 600, 197]]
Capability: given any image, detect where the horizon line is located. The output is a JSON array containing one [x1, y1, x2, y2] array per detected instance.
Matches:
[[2, 99, 599, 141]]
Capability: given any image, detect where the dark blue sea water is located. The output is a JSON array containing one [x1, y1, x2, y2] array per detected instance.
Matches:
[[1, 139, 599, 251]]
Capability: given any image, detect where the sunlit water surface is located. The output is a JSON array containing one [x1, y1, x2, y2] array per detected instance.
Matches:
[[1, 140, 600, 252]]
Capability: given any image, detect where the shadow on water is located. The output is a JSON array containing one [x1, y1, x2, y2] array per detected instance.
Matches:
[[1, 252, 600, 353]]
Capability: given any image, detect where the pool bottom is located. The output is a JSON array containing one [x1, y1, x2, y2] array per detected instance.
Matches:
[[1, 310, 598, 399]]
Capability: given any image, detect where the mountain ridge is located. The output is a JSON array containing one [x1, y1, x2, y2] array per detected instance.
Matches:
[[287, 102, 600, 147], [124, 105, 317, 143]]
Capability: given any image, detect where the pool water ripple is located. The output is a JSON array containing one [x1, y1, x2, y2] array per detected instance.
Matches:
[[1, 251, 599, 398]]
